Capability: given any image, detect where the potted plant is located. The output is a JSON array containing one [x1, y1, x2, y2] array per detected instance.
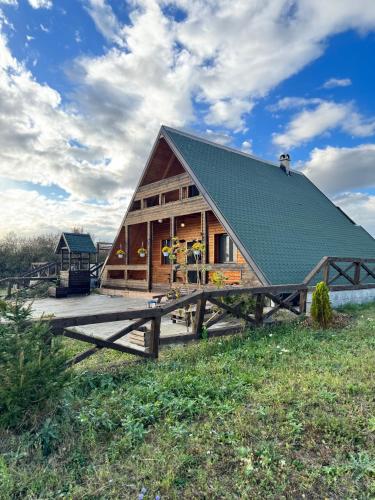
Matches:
[[137, 247, 147, 258], [192, 241, 204, 257], [162, 245, 171, 257], [116, 249, 125, 259]]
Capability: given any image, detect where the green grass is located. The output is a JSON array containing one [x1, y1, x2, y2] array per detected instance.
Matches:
[[1, 304, 375, 499]]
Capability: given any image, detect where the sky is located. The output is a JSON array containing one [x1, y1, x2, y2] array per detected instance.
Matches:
[[0, 0, 374, 241]]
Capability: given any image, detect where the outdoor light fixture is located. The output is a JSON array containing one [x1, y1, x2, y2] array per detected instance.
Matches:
[[158, 219, 163, 223], [180, 222, 185, 227]]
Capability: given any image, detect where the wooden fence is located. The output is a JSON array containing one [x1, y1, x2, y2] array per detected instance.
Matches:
[[24, 256, 375, 364]]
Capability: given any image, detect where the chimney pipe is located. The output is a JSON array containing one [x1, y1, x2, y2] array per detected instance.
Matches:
[[279, 153, 291, 175]]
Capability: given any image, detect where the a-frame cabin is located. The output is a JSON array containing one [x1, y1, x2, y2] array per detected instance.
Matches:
[[101, 126, 375, 292]]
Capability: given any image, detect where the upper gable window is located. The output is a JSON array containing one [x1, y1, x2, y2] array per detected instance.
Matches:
[[130, 200, 141, 212], [144, 195, 160, 208], [187, 185, 199, 198]]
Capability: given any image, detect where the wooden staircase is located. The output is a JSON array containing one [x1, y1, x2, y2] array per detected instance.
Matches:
[[127, 329, 152, 350]]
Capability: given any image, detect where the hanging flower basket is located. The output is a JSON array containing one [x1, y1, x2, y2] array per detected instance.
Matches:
[[192, 242, 204, 257], [137, 247, 147, 258], [162, 245, 171, 257], [116, 249, 125, 259]]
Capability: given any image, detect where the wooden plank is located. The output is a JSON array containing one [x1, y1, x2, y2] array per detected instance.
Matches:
[[160, 290, 203, 314], [328, 262, 356, 285], [170, 215, 175, 286], [361, 263, 375, 281], [48, 308, 160, 335], [327, 257, 375, 263], [207, 284, 306, 298], [147, 220, 152, 291], [354, 261, 361, 285], [201, 210, 208, 285], [299, 290, 307, 314], [204, 310, 228, 328], [330, 262, 356, 285], [192, 298, 207, 338], [263, 291, 301, 320], [322, 261, 330, 284], [328, 283, 375, 292], [303, 256, 328, 284], [150, 316, 161, 358], [209, 296, 256, 325], [254, 294, 264, 325], [63, 329, 151, 358], [65, 317, 151, 364]]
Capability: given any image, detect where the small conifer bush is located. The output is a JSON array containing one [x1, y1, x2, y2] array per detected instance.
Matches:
[[0, 300, 70, 428], [310, 281, 333, 328]]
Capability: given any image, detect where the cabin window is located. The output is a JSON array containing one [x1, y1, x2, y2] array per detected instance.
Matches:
[[163, 189, 180, 204], [187, 185, 199, 198], [161, 239, 171, 265], [130, 200, 141, 212], [215, 234, 236, 263], [144, 195, 160, 208]]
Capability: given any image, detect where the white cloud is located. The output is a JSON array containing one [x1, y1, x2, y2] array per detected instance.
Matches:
[[302, 143, 375, 195], [84, 0, 124, 46], [269, 97, 323, 111], [241, 139, 253, 154], [40, 24, 49, 33], [2, 0, 375, 237], [273, 101, 349, 149], [323, 77, 352, 89], [273, 99, 375, 148], [0, 189, 129, 240], [0, 0, 17, 5], [28, 0, 52, 9], [333, 192, 375, 236]]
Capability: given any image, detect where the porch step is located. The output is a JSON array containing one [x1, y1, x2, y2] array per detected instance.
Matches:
[[127, 329, 152, 348]]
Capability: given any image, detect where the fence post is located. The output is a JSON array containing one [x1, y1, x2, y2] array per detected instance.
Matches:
[[322, 260, 330, 284], [150, 316, 161, 358], [354, 260, 361, 285], [193, 296, 207, 338], [299, 289, 307, 314], [255, 293, 264, 325]]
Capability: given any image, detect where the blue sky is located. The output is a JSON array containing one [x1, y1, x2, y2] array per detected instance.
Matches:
[[0, 0, 375, 240]]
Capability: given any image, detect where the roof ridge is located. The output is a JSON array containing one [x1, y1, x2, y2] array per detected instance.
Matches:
[[161, 125, 304, 176]]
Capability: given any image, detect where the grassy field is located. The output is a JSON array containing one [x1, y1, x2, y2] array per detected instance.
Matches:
[[1, 303, 375, 499]]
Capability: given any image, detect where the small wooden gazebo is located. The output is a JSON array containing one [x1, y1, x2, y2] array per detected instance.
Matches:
[[55, 232, 96, 271]]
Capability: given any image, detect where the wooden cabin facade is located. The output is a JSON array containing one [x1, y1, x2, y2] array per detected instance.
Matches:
[[102, 136, 261, 292], [102, 126, 375, 292]]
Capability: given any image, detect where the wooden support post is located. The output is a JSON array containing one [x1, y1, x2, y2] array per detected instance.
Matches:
[[147, 221, 152, 292], [150, 316, 161, 358], [322, 261, 330, 283], [193, 297, 207, 338], [125, 225, 129, 281], [7, 279, 12, 298], [201, 210, 208, 285], [299, 290, 307, 314], [255, 294, 264, 325], [170, 215, 175, 286], [354, 260, 361, 285]]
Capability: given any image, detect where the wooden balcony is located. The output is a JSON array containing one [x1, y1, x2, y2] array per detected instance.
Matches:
[[126, 195, 209, 224]]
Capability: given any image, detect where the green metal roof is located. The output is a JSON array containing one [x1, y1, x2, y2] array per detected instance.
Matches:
[[56, 232, 96, 254], [162, 126, 375, 285]]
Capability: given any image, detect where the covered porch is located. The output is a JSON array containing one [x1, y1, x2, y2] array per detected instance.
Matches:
[[102, 210, 249, 292]]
